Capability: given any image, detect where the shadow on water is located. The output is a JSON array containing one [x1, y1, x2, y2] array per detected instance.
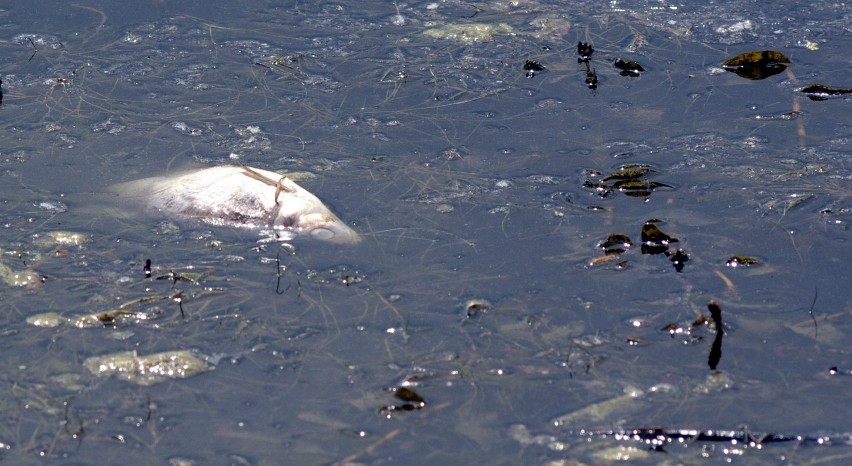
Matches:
[[0, 0, 850, 464]]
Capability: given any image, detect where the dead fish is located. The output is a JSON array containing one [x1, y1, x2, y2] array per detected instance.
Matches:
[[111, 166, 360, 243]]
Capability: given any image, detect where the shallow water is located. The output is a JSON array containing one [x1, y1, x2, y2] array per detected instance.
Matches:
[[0, 0, 849, 464]]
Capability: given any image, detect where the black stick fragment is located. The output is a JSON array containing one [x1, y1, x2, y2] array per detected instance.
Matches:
[[707, 300, 724, 371]]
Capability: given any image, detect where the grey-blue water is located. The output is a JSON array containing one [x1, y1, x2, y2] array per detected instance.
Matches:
[[0, 1, 849, 464]]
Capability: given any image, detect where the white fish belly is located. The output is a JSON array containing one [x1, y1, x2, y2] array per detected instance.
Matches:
[[112, 166, 360, 243]]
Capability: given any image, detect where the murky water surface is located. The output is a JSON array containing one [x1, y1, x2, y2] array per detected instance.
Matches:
[[0, 1, 849, 464]]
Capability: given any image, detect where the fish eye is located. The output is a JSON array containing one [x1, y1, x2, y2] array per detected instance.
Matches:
[[310, 228, 334, 240]]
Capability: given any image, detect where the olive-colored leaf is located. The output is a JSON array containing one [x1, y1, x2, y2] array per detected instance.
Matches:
[[393, 386, 426, 404], [641, 221, 678, 246], [722, 50, 790, 80], [602, 166, 651, 181], [722, 50, 790, 67], [726, 256, 759, 267]]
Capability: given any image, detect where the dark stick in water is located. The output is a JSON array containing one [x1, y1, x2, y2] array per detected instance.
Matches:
[[707, 300, 724, 371]]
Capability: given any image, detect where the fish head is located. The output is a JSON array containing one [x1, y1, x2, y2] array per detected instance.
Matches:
[[293, 212, 362, 244], [272, 178, 361, 244]]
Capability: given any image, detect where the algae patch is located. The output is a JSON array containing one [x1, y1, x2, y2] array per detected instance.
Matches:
[[84, 350, 210, 386], [423, 22, 515, 43]]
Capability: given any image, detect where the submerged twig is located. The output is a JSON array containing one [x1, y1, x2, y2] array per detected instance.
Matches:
[[808, 287, 818, 339], [274, 246, 301, 296], [27, 37, 39, 61]]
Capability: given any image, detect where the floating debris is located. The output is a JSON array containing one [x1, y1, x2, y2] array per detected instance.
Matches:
[[583, 164, 671, 199], [523, 59, 545, 78], [575, 427, 844, 451], [84, 350, 210, 386], [32, 231, 87, 247], [552, 385, 646, 427], [661, 320, 703, 343], [721, 50, 790, 80], [589, 254, 627, 268], [423, 22, 515, 44], [577, 42, 593, 61], [590, 220, 686, 271], [613, 180, 672, 197], [598, 233, 632, 254], [111, 166, 360, 243], [725, 255, 759, 267], [640, 220, 678, 255], [0, 255, 44, 287], [753, 110, 802, 121], [707, 300, 724, 371], [796, 83, 852, 101], [775, 163, 828, 181], [28, 308, 156, 328], [464, 299, 491, 318], [601, 165, 652, 181], [758, 193, 815, 216], [380, 386, 427, 418], [665, 248, 689, 273], [589, 233, 634, 267], [638, 221, 687, 271], [256, 53, 302, 76], [577, 42, 597, 92], [613, 58, 645, 77]]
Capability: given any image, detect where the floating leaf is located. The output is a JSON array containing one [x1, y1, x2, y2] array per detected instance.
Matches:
[[583, 179, 612, 198], [641, 220, 677, 255], [613, 180, 671, 191], [598, 233, 633, 252], [393, 387, 425, 404], [722, 50, 790, 80], [797, 83, 852, 101], [523, 59, 545, 78], [523, 60, 545, 71], [464, 299, 491, 318], [692, 314, 710, 326], [583, 164, 672, 200], [726, 256, 759, 267], [602, 165, 651, 181], [614, 58, 645, 77], [380, 386, 427, 417], [666, 248, 689, 273], [577, 41, 594, 61]]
